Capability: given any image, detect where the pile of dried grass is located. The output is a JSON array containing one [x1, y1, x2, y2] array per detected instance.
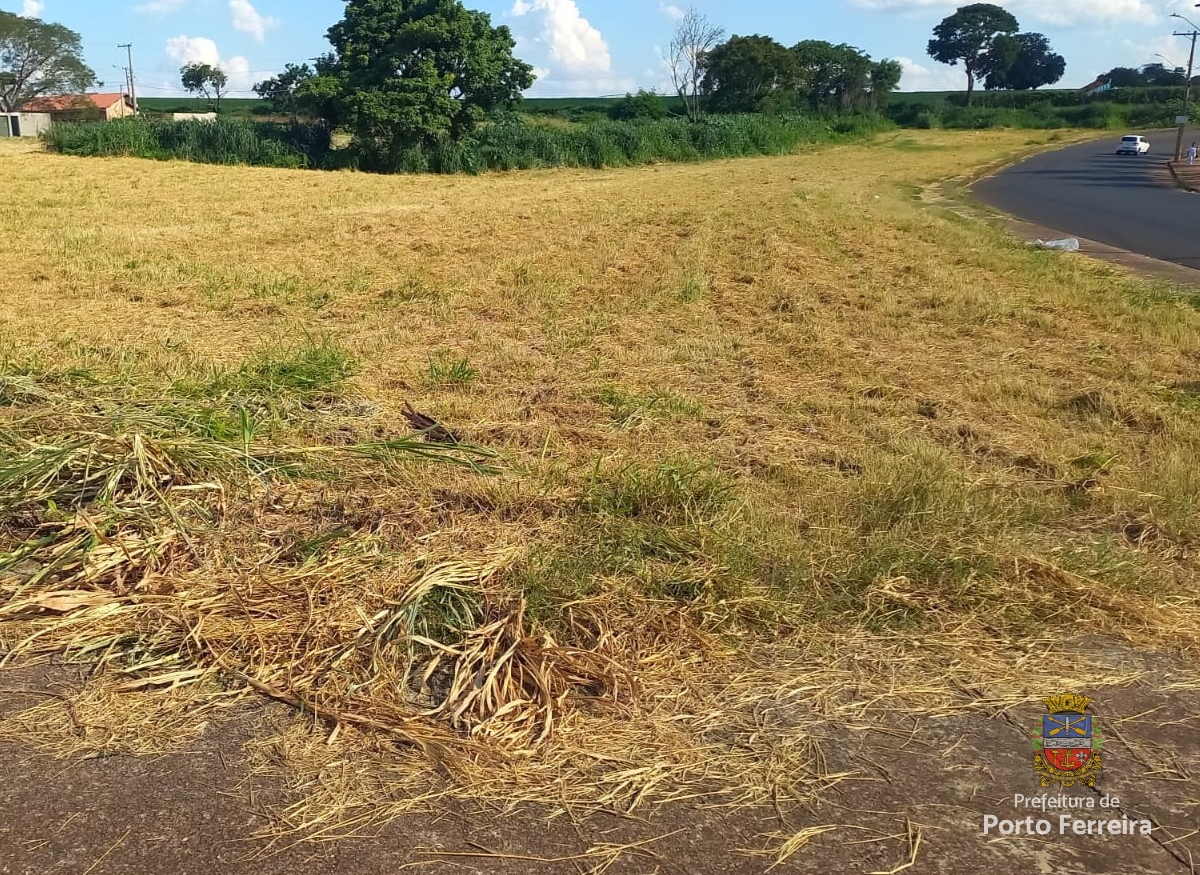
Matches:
[[3, 369, 1199, 841], [0, 390, 619, 763]]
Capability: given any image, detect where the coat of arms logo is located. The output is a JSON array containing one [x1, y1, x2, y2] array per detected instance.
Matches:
[[1033, 694, 1103, 788]]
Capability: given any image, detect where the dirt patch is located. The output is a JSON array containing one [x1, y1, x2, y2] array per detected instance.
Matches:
[[2, 650, 1197, 874]]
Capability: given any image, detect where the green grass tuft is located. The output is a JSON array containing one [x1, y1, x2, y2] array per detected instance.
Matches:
[[179, 336, 357, 404], [426, 352, 477, 387]]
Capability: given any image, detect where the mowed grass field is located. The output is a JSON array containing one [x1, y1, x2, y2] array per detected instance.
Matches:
[[2, 130, 1200, 836]]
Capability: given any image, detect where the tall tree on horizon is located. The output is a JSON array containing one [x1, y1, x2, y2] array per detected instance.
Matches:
[[927, 3, 1019, 104], [984, 32, 1065, 90], [180, 62, 228, 112]]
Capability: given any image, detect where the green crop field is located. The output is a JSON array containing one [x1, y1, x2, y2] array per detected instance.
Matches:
[[136, 96, 272, 117]]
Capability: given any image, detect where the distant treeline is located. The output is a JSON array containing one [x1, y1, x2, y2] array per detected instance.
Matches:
[[883, 86, 1186, 130], [519, 85, 1187, 132], [894, 86, 1189, 109]]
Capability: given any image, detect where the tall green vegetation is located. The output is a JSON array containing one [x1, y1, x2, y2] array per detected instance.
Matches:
[[701, 35, 797, 114], [883, 86, 1185, 131], [1101, 64, 1188, 88], [607, 89, 669, 121], [870, 59, 904, 108], [44, 113, 892, 173], [45, 0, 902, 175], [794, 40, 901, 112], [43, 117, 313, 168], [0, 11, 95, 113], [384, 113, 892, 173]]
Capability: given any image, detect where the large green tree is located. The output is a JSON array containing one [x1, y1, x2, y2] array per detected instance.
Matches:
[[323, 0, 534, 155], [697, 33, 898, 116], [1141, 62, 1186, 87], [869, 59, 903, 109], [1101, 66, 1143, 88], [793, 40, 874, 113], [292, 53, 348, 126], [927, 3, 1019, 104], [253, 62, 314, 121], [0, 11, 95, 113], [984, 32, 1065, 90], [700, 34, 797, 113]]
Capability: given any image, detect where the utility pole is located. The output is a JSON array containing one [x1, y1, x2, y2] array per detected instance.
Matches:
[[1170, 11, 1200, 161], [118, 43, 137, 115], [114, 65, 131, 101], [1173, 30, 1198, 161]]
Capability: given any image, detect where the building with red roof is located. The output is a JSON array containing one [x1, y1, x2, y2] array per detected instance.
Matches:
[[18, 93, 136, 122]]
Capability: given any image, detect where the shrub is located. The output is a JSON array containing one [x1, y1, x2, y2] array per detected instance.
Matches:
[[353, 113, 894, 174], [914, 110, 941, 129], [608, 90, 670, 121]]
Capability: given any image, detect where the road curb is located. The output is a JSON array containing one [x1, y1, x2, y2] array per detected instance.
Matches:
[[1167, 160, 1200, 193]]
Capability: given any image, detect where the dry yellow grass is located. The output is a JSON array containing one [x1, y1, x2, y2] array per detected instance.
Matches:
[[1, 129, 1199, 838]]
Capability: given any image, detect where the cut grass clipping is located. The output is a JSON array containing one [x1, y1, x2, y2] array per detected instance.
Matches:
[[0, 341, 527, 762], [4, 130, 1200, 851]]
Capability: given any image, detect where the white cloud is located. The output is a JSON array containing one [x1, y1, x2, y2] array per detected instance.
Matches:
[[895, 56, 966, 91], [1015, 0, 1155, 27], [659, 3, 685, 20], [166, 35, 222, 68], [229, 0, 279, 43], [223, 55, 254, 91], [1120, 33, 1194, 71], [135, 0, 188, 16], [849, 0, 958, 9], [509, 0, 613, 75], [847, 0, 1168, 27], [20, 0, 43, 16], [509, 0, 626, 95], [164, 37, 258, 90]]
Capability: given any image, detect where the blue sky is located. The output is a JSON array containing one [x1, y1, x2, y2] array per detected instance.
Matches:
[[6, 0, 1200, 98]]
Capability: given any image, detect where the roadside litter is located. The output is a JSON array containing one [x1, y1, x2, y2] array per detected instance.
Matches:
[[1030, 238, 1080, 252]]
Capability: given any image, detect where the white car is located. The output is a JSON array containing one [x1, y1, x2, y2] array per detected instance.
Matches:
[[1116, 135, 1150, 155]]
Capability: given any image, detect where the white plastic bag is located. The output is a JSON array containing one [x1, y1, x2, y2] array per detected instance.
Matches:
[[1031, 238, 1080, 252]]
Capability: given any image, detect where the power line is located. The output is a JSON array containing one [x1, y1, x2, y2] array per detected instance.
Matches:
[[113, 64, 131, 99], [132, 82, 263, 95]]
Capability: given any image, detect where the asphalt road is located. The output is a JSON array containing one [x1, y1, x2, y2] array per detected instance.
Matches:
[[973, 133, 1200, 270]]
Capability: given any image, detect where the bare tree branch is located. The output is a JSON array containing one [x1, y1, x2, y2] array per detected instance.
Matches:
[[663, 8, 723, 122]]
